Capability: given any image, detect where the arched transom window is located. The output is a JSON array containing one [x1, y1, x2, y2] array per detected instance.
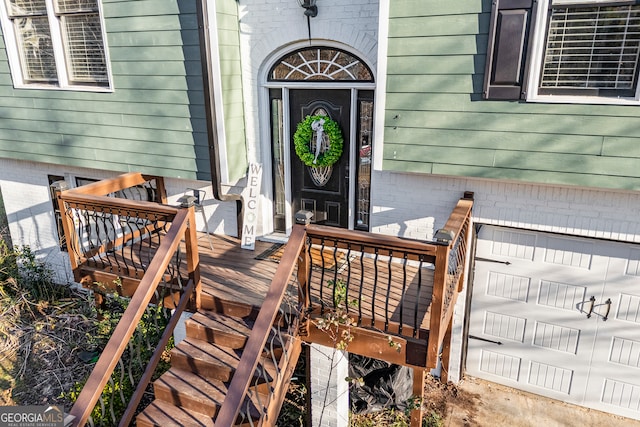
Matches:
[[269, 47, 374, 82]]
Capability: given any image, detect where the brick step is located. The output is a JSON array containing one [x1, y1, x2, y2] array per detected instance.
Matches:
[[170, 337, 278, 384], [152, 368, 264, 420]]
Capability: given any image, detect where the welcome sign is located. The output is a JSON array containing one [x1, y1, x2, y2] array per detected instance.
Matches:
[[241, 163, 262, 250]]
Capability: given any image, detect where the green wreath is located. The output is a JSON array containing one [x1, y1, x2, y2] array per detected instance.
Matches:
[[294, 115, 344, 167]]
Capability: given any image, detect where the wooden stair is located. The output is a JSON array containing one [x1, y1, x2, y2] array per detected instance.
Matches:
[[136, 298, 295, 427]]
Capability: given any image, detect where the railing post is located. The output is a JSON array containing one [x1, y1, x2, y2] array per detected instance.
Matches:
[[183, 205, 201, 311], [297, 229, 311, 336], [153, 176, 168, 204], [53, 181, 80, 274], [410, 368, 425, 427], [427, 243, 450, 369], [440, 313, 454, 383]]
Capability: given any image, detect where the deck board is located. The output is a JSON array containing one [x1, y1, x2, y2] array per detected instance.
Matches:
[[78, 232, 435, 337], [196, 234, 434, 334]]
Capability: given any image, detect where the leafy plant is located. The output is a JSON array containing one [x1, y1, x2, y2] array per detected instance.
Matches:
[[423, 410, 444, 427], [0, 242, 65, 304], [315, 279, 358, 350]]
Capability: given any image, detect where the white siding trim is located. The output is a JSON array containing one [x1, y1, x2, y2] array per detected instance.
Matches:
[[373, 0, 389, 172]]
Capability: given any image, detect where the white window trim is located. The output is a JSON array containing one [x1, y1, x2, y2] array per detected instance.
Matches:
[[527, 0, 640, 105], [0, 0, 114, 92]]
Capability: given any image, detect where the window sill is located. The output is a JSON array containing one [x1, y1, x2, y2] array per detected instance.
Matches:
[[12, 83, 114, 93], [526, 94, 640, 106]]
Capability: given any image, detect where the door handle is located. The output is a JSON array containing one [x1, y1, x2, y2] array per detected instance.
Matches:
[[469, 335, 503, 345], [586, 296, 596, 318], [603, 298, 612, 321]]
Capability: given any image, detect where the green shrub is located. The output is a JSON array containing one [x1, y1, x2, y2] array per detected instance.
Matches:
[[0, 242, 65, 303], [0, 238, 19, 286]]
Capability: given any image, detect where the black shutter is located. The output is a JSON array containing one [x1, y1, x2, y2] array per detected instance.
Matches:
[[483, 0, 536, 100]]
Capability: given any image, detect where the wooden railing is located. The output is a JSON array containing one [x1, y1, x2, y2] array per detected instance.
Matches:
[[216, 194, 474, 426], [56, 173, 185, 300], [428, 194, 473, 369], [215, 225, 307, 426], [57, 173, 202, 426], [59, 176, 472, 426]]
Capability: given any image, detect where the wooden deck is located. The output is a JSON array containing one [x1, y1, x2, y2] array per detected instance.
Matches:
[[60, 173, 471, 427], [197, 235, 281, 308], [194, 233, 435, 335]]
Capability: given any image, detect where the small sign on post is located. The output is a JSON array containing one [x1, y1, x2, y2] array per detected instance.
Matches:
[[241, 163, 262, 250]]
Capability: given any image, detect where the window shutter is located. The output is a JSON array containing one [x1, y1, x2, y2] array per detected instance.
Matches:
[[483, 0, 536, 100]]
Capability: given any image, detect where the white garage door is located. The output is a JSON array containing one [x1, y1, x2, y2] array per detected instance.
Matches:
[[467, 225, 640, 421]]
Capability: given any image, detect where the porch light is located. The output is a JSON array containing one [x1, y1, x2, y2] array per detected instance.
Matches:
[[434, 229, 455, 244], [177, 194, 197, 208], [298, 0, 318, 17]]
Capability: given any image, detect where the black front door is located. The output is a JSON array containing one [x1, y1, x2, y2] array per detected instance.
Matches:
[[290, 89, 351, 228]]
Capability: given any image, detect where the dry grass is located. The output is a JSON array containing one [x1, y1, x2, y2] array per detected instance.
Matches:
[[0, 278, 97, 409], [0, 236, 97, 411]]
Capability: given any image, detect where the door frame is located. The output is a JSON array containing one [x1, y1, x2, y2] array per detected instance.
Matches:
[[289, 88, 353, 229], [259, 42, 376, 236]]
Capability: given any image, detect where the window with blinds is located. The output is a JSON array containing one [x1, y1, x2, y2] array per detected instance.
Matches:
[[2, 0, 110, 89], [540, 4, 640, 96]]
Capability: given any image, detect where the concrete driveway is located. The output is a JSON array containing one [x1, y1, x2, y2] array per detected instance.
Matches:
[[442, 376, 640, 427]]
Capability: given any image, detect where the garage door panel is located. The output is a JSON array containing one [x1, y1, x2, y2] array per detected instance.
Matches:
[[469, 225, 640, 420], [624, 247, 640, 276], [542, 235, 594, 269], [482, 311, 527, 343], [532, 321, 581, 354], [617, 292, 640, 323], [600, 378, 640, 414], [537, 279, 587, 312], [478, 349, 522, 381], [485, 270, 531, 302], [609, 336, 640, 368], [489, 228, 537, 260], [527, 360, 574, 395]]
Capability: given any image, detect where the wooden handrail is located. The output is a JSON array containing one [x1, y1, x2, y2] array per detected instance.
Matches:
[[215, 224, 306, 426], [61, 194, 179, 218], [64, 172, 160, 197], [68, 208, 191, 427], [119, 278, 196, 427], [306, 224, 438, 261], [440, 198, 473, 243], [427, 196, 474, 368], [307, 224, 437, 263], [57, 173, 173, 275]]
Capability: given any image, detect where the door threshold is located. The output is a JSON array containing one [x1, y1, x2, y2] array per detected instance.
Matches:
[[259, 233, 288, 244]]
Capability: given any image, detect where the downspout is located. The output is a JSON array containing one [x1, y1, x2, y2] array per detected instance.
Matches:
[[196, 0, 244, 237]]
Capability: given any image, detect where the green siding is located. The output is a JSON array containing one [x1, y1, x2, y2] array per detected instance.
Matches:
[[0, 0, 215, 181], [216, 0, 247, 183], [385, 0, 640, 191]]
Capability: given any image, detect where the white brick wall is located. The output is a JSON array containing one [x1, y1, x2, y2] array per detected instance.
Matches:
[[0, 158, 238, 284], [371, 171, 640, 243], [309, 343, 349, 427], [237, 0, 379, 165]]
